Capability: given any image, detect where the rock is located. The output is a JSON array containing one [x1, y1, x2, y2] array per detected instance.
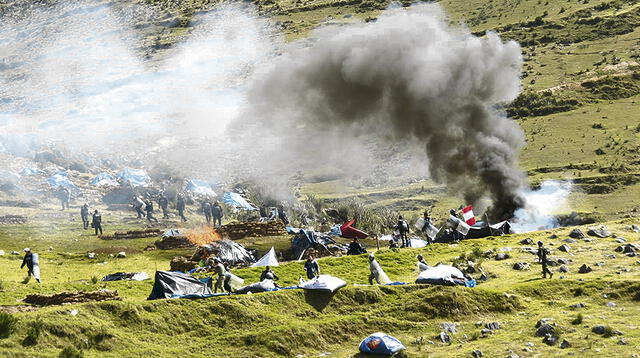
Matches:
[[615, 244, 640, 253], [631, 224, 639, 233], [535, 319, 549, 328], [520, 238, 534, 245], [11, 250, 19, 255], [615, 237, 626, 243], [606, 301, 617, 307], [536, 323, 555, 337], [441, 322, 457, 334], [427, 340, 435, 345], [87, 252, 96, 259], [559, 265, 569, 273], [513, 262, 530, 270], [592, 325, 606, 335], [481, 328, 493, 336], [596, 262, 605, 267], [0, 250, 4, 256], [569, 229, 584, 239], [69, 309, 78, 316], [479, 273, 489, 281], [570, 303, 586, 308], [543, 334, 558, 346], [605, 254, 616, 259], [521, 247, 537, 255], [505, 354, 520, 358], [587, 226, 611, 238], [472, 350, 483, 358], [466, 264, 476, 274], [560, 339, 571, 349], [484, 322, 501, 330], [563, 238, 577, 244], [437, 332, 451, 343], [500, 247, 512, 252], [578, 264, 592, 273], [557, 258, 569, 264], [495, 253, 510, 261], [116, 251, 126, 258], [558, 244, 571, 252], [626, 252, 637, 257], [617, 338, 628, 345], [549, 234, 558, 239]]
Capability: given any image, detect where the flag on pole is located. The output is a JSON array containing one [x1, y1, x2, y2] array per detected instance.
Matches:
[[461, 205, 476, 226]]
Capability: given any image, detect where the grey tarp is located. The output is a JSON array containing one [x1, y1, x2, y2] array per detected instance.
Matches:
[[147, 271, 212, 300]]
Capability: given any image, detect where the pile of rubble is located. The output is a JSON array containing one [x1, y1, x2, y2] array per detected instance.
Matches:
[[24, 290, 121, 306], [218, 221, 286, 240], [0, 215, 27, 224], [100, 228, 162, 240]]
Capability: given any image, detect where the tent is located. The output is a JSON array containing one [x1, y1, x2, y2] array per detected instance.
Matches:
[[415, 265, 467, 286], [222, 192, 256, 211], [116, 168, 151, 187], [101, 272, 150, 281], [235, 279, 277, 294], [91, 172, 119, 187], [251, 247, 278, 267], [45, 171, 76, 190], [464, 221, 512, 239], [358, 332, 406, 355], [340, 219, 368, 239], [298, 275, 347, 293], [184, 179, 216, 197], [291, 229, 337, 260], [212, 240, 255, 267], [147, 271, 213, 300]]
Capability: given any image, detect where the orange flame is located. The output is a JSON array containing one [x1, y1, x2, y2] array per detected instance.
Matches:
[[184, 226, 222, 246]]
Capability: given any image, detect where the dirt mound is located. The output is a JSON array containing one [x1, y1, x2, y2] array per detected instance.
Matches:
[[24, 290, 121, 306], [218, 221, 286, 240], [100, 228, 161, 240], [0, 305, 38, 313], [0, 215, 27, 224], [155, 235, 194, 250], [90, 247, 141, 255]]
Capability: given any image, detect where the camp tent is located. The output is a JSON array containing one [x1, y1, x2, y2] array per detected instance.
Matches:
[[415, 265, 466, 286], [291, 229, 337, 260], [251, 247, 278, 267], [116, 168, 151, 187], [147, 271, 213, 300], [45, 171, 76, 190], [358, 332, 406, 355], [212, 240, 255, 267], [298, 275, 347, 293], [222, 192, 255, 211], [184, 179, 216, 197], [91, 172, 118, 187], [340, 219, 368, 239]]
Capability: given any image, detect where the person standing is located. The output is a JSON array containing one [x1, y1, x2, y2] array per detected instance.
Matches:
[[211, 202, 224, 227], [80, 203, 90, 230], [59, 187, 71, 210], [214, 258, 227, 293], [397, 215, 409, 247], [92, 210, 103, 235], [202, 201, 212, 225], [368, 254, 382, 285], [145, 201, 159, 223], [304, 256, 320, 279], [176, 194, 187, 222], [132, 196, 146, 219], [416, 254, 430, 272], [158, 194, 169, 219], [260, 266, 279, 281], [537, 241, 553, 279], [21, 248, 40, 283]]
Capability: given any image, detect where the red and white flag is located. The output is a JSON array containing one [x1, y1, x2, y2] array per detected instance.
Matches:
[[461, 205, 476, 226]]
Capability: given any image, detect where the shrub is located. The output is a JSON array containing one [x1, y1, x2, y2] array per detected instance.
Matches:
[[90, 276, 98, 284], [571, 313, 583, 325], [58, 346, 84, 358], [0, 312, 18, 339], [22, 319, 43, 346], [506, 91, 580, 118]]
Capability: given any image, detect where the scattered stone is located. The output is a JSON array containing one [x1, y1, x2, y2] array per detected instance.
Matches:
[[513, 262, 530, 271], [596, 262, 605, 267], [116, 251, 126, 258], [472, 350, 483, 358], [569, 229, 584, 239], [441, 322, 457, 334], [631, 224, 639, 233], [582, 238, 594, 242], [615, 244, 640, 254], [558, 244, 571, 252], [578, 264, 592, 273], [536, 323, 555, 337], [525, 342, 534, 347], [87, 252, 96, 259], [560, 339, 571, 349], [563, 238, 577, 244], [437, 332, 451, 343], [559, 265, 569, 273], [481, 328, 493, 336], [0, 250, 4, 256], [626, 252, 637, 257], [557, 258, 569, 264], [427, 340, 435, 345], [500, 247, 512, 252], [484, 322, 501, 330], [522, 347, 532, 352], [483, 249, 495, 258], [479, 273, 489, 281], [521, 247, 537, 255], [495, 253, 510, 261], [69, 309, 78, 316], [592, 325, 606, 335], [617, 338, 628, 345], [549, 234, 558, 239], [505, 354, 520, 358], [520, 238, 534, 245], [587, 226, 611, 238], [605, 254, 616, 259], [615, 237, 626, 243], [570, 303, 586, 308], [606, 301, 617, 308]]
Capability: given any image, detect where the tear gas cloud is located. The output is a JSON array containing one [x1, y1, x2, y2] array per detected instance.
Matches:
[[244, 4, 528, 216], [511, 180, 572, 233]]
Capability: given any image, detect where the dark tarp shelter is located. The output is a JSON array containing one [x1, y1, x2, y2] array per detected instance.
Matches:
[[147, 271, 213, 300], [291, 229, 336, 259]]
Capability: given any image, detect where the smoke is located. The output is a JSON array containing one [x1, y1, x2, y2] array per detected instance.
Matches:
[[243, 4, 527, 216], [510, 180, 572, 233]]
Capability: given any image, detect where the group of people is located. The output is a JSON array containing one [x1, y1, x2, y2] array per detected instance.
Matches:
[[80, 203, 102, 235], [202, 201, 224, 227], [130, 194, 223, 226]]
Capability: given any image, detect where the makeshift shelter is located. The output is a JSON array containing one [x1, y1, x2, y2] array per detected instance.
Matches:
[[340, 219, 368, 239], [464, 221, 512, 239], [101, 272, 149, 282], [415, 265, 468, 286], [184, 179, 216, 197], [116, 168, 151, 187], [147, 271, 212, 300], [235, 279, 277, 294], [212, 239, 255, 267], [251, 247, 278, 267], [20, 167, 42, 176], [45, 171, 76, 190], [91, 172, 118, 187], [291, 229, 337, 260], [222, 192, 255, 211], [299, 275, 347, 293], [358, 332, 406, 355], [407, 238, 428, 248]]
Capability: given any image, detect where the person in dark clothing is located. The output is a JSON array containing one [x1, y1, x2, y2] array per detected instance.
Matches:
[[397, 215, 409, 247], [277, 205, 289, 226], [537, 241, 553, 279], [80, 203, 90, 229], [21, 248, 40, 283], [145, 201, 159, 223], [260, 266, 279, 281], [59, 187, 70, 210], [158, 195, 169, 219], [92, 210, 103, 235], [132, 196, 146, 218], [347, 238, 366, 255], [176, 195, 187, 222], [202, 201, 212, 225], [211, 202, 223, 227], [389, 239, 398, 249], [304, 256, 320, 279]]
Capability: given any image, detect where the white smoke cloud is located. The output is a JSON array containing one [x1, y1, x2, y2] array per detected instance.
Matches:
[[510, 180, 572, 233]]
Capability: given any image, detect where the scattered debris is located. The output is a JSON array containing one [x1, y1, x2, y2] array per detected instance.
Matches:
[[520, 238, 534, 245], [436, 332, 451, 343], [615, 244, 639, 254], [101, 272, 149, 281], [24, 290, 120, 306], [472, 350, 483, 358], [495, 253, 510, 261], [116, 251, 126, 258], [559, 265, 569, 273], [441, 322, 457, 334], [100, 228, 162, 240], [560, 339, 571, 349]]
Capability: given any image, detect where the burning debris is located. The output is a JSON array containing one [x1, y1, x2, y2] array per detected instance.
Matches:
[[155, 227, 222, 249]]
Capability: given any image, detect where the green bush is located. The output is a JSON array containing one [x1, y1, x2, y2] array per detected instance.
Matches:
[[22, 319, 43, 346], [58, 346, 84, 358], [0, 312, 18, 339], [506, 91, 580, 118], [571, 313, 584, 325]]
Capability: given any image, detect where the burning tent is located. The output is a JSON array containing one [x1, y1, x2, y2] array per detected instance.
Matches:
[[184, 179, 216, 197], [116, 168, 151, 187]]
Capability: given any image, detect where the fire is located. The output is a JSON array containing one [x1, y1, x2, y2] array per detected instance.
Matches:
[[184, 226, 222, 246]]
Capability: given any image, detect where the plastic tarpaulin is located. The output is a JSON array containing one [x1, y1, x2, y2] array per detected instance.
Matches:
[[251, 247, 278, 267], [31, 253, 41, 282], [116, 168, 151, 187], [222, 192, 256, 211], [20, 168, 42, 176], [299, 274, 347, 293], [415, 264, 466, 286], [91, 172, 118, 187], [184, 179, 216, 197], [212, 240, 255, 266], [147, 271, 213, 300], [359, 332, 406, 355], [101, 272, 150, 281], [235, 279, 277, 294], [407, 238, 428, 248], [340, 219, 368, 239], [45, 171, 76, 189]]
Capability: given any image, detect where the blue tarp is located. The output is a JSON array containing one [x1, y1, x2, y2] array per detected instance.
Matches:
[[184, 179, 216, 197], [222, 192, 255, 211], [91, 172, 118, 187], [20, 168, 42, 176], [116, 168, 151, 187], [45, 171, 76, 189], [359, 333, 406, 355]]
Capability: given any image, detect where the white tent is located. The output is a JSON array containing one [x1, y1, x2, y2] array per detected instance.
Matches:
[[250, 247, 279, 267], [299, 275, 346, 293]]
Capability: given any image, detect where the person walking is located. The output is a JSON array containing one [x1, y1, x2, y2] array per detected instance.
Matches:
[[145, 201, 159, 223], [21, 248, 40, 283], [214, 258, 227, 293], [176, 195, 187, 222], [92, 210, 103, 235], [537, 241, 553, 279], [368, 254, 382, 285], [397, 215, 409, 247], [202, 201, 212, 225], [304, 256, 320, 279], [80, 203, 90, 229], [211, 202, 224, 227], [158, 194, 169, 219]]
